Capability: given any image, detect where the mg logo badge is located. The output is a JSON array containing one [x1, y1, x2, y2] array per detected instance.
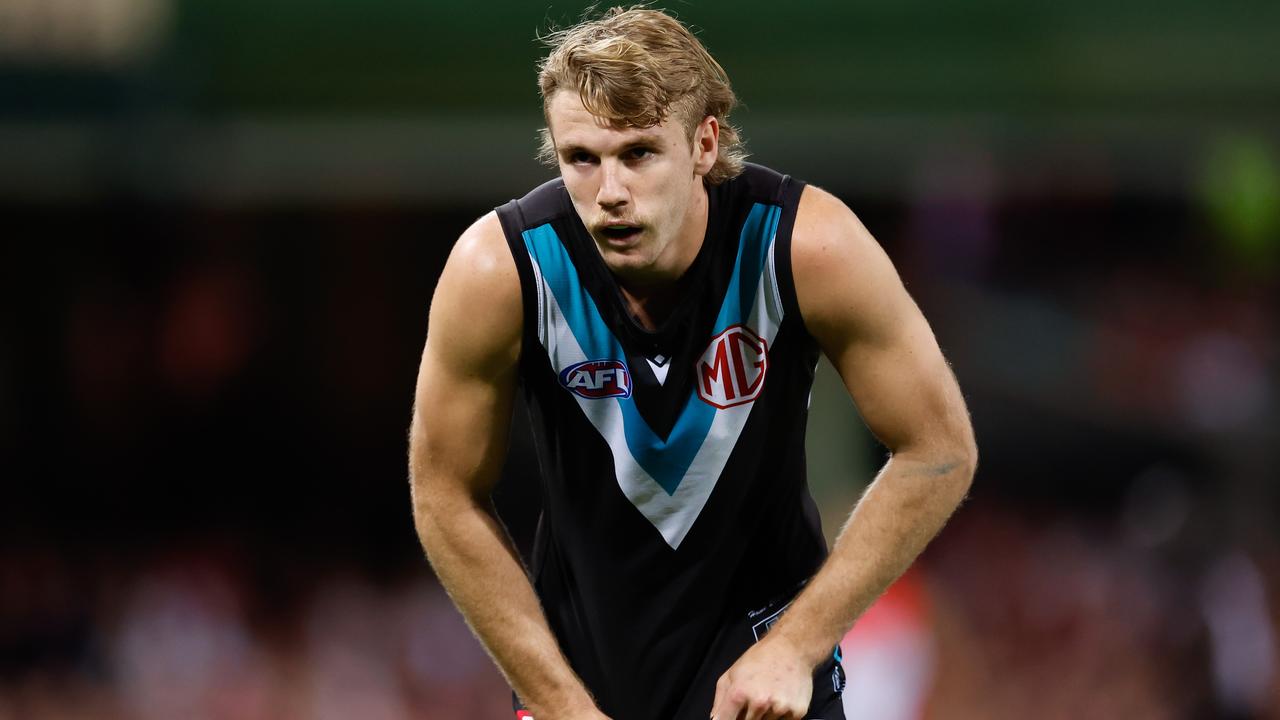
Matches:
[[696, 324, 768, 409]]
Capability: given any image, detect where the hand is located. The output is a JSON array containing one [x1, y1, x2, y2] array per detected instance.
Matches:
[[710, 634, 813, 720]]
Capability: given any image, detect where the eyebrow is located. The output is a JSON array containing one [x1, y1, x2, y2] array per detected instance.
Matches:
[[556, 143, 590, 158], [557, 138, 661, 158]]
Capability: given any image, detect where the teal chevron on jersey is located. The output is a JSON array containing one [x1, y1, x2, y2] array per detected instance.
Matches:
[[521, 202, 785, 547], [522, 223, 714, 495]]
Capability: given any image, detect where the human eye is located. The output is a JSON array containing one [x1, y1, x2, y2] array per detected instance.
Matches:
[[624, 146, 655, 161], [566, 150, 597, 165]]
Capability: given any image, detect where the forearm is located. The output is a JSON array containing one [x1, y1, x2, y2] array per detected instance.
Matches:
[[414, 486, 597, 716], [767, 449, 973, 667]]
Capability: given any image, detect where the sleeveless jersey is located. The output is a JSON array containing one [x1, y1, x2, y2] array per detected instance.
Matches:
[[496, 163, 844, 720]]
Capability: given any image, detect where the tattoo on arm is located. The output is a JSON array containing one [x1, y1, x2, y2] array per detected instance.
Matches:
[[904, 460, 961, 478]]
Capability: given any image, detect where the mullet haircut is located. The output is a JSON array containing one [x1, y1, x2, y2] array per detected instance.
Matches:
[[536, 6, 748, 185]]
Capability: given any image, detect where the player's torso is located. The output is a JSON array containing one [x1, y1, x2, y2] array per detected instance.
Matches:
[[496, 163, 838, 720]]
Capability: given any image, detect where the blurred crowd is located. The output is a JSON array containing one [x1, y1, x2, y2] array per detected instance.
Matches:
[[3, 500, 1279, 719], [4, 0, 1279, 716], [0, 545, 512, 720], [924, 504, 1278, 719]]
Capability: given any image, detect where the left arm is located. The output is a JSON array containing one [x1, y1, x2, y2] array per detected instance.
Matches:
[[711, 186, 977, 720]]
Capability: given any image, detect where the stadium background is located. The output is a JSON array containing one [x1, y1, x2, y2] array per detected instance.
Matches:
[[2, 0, 1278, 716]]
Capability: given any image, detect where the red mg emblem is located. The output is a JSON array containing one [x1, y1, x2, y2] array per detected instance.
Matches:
[[696, 324, 768, 409]]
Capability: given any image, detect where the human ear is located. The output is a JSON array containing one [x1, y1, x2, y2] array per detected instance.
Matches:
[[693, 115, 719, 176]]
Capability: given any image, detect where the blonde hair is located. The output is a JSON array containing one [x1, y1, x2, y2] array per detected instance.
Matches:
[[536, 6, 747, 185]]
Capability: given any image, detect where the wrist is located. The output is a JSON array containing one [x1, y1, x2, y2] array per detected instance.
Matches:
[[527, 687, 599, 719], [766, 622, 836, 670]]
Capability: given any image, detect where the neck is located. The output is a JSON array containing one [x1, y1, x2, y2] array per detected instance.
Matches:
[[618, 283, 681, 332], [616, 181, 708, 330]]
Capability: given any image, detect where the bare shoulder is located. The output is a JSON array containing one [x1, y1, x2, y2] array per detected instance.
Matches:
[[441, 212, 520, 300], [428, 211, 522, 377], [791, 185, 904, 344], [792, 184, 867, 252]]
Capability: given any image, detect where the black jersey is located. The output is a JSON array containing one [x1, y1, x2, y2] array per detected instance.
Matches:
[[496, 163, 844, 720]]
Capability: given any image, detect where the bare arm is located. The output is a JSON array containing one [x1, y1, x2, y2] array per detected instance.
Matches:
[[712, 187, 977, 720], [409, 213, 606, 719]]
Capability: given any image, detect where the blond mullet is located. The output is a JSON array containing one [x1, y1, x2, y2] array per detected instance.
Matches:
[[536, 6, 748, 185]]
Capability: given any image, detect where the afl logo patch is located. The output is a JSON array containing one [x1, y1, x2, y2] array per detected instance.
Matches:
[[697, 324, 768, 409], [559, 360, 632, 399]]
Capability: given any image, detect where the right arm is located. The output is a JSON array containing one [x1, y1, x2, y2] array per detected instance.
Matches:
[[408, 213, 607, 719]]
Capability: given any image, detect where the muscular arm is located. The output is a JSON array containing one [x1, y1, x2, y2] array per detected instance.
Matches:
[[712, 187, 977, 720], [409, 214, 605, 719]]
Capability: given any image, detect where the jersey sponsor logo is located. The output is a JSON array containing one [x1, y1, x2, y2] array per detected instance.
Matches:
[[559, 359, 632, 399], [697, 324, 768, 409]]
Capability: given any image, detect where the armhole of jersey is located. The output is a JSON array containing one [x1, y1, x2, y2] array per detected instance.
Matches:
[[771, 175, 810, 336], [495, 199, 540, 369]]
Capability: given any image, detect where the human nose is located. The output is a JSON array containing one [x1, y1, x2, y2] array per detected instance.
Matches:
[[596, 160, 629, 210]]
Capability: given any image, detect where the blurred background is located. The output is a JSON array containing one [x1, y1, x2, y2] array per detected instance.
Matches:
[[2, 0, 1279, 717]]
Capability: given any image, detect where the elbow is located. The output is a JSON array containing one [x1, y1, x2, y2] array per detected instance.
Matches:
[[407, 452, 445, 541], [925, 426, 977, 500], [919, 446, 973, 514], [959, 440, 978, 493], [409, 470, 439, 540], [409, 467, 454, 529], [411, 479, 462, 562], [407, 459, 488, 550], [948, 429, 978, 498], [894, 439, 975, 502]]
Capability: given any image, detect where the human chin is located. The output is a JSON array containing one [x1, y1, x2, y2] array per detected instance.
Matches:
[[593, 232, 656, 270]]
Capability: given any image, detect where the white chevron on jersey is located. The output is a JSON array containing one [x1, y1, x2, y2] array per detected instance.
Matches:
[[527, 241, 785, 549]]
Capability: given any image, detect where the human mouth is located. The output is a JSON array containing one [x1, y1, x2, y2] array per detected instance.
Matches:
[[597, 223, 643, 243]]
